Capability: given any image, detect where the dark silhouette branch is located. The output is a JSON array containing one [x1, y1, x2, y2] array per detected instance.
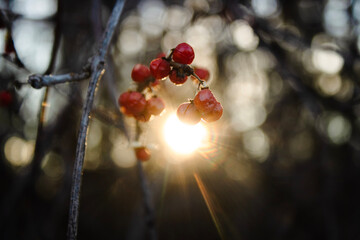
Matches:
[[67, 0, 126, 239], [135, 121, 157, 240]]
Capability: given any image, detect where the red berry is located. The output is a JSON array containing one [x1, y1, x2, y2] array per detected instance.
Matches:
[[118, 91, 131, 106], [201, 102, 223, 122], [135, 147, 151, 161], [146, 97, 165, 116], [176, 102, 201, 125], [157, 52, 166, 58], [0, 90, 12, 107], [118, 92, 132, 116], [173, 43, 195, 64], [193, 67, 210, 81], [169, 69, 188, 85], [118, 91, 147, 116], [150, 58, 171, 79], [131, 64, 151, 83], [193, 89, 217, 114]]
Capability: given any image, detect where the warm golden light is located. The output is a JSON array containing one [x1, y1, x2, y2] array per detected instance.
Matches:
[[163, 114, 207, 154]]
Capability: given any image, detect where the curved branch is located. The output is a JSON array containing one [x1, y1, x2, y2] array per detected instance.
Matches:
[[67, 0, 126, 239]]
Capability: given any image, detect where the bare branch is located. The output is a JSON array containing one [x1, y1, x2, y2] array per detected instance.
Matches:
[[66, 0, 126, 239], [28, 72, 90, 89]]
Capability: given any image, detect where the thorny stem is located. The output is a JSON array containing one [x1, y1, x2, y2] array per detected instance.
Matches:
[[67, 0, 126, 239], [135, 121, 158, 240]]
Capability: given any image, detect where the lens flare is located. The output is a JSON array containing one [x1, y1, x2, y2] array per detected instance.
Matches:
[[163, 114, 207, 154]]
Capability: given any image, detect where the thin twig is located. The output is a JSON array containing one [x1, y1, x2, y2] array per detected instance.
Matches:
[[28, 72, 90, 89], [67, 0, 126, 239], [135, 121, 158, 240]]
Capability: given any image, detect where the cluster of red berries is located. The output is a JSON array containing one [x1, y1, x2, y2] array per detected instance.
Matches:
[[118, 43, 222, 161], [177, 89, 222, 125], [119, 91, 165, 122], [149, 43, 210, 85]]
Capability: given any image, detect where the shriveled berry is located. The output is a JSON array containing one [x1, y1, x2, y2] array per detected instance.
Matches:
[[169, 69, 187, 85], [150, 58, 171, 79], [146, 97, 165, 116], [0, 90, 13, 107], [193, 67, 210, 81], [131, 64, 151, 83], [201, 102, 223, 122], [177, 102, 201, 125], [135, 147, 151, 161], [173, 43, 195, 64], [118, 91, 147, 116], [194, 89, 217, 114]]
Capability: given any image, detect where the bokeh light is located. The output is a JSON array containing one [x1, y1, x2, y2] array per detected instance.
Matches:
[[4, 136, 34, 167]]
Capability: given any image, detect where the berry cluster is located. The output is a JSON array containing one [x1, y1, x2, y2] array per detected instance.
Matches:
[[177, 89, 222, 125], [118, 43, 222, 160], [119, 91, 165, 122]]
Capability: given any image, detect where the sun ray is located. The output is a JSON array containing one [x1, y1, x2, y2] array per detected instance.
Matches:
[[194, 173, 225, 240]]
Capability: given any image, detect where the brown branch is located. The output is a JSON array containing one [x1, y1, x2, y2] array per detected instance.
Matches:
[[66, 0, 126, 239]]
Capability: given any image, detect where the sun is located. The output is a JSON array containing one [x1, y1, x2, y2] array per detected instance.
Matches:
[[163, 114, 208, 154]]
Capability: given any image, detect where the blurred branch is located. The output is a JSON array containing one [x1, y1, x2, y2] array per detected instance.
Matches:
[[0, 2, 61, 234], [92, 106, 128, 131], [135, 121, 157, 240], [104, 56, 130, 140], [226, 1, 360, 88], [67, 0, 126, 239]]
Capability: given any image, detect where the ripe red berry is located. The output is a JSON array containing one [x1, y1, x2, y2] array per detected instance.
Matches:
[[169, 69, 188, 85], [0, 90, 12, 107], [193, 89, 217, 114], [201, 102, 223, 122], [146, 97, 165, 116], [135, 147, 151, 161], [150, 58, 171, 79], [177, 102, 201, 125], [118, 91, 147, 116], [193, 67, 210, 81], [131, 64, 151, 83], [173, 43, 195, 64]]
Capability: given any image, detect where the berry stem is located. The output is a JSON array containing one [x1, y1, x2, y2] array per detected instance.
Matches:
[[164, 48, 174, 61], [167, 60, 206, 88]]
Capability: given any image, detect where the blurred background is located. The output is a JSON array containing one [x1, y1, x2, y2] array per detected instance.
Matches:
[[1, 0, 360, 239]]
